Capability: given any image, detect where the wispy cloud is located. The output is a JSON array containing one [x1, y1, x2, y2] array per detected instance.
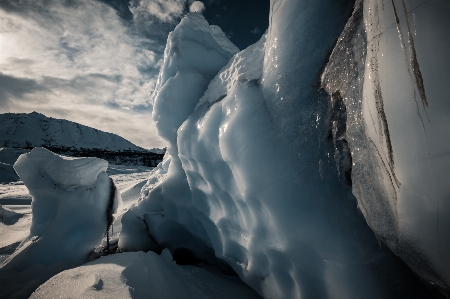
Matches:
[[0, 0, 187, 148], [130, 0, 186, 23]]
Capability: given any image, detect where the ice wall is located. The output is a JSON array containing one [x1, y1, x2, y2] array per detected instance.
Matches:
[[0, 147, 121, 298], [322, 0, 450, 293], [120, 5, 443, 299]]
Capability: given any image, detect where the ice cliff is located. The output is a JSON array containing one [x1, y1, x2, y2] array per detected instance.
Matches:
[[119, 3, 450, 298]]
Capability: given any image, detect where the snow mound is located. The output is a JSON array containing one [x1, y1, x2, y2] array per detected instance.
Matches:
[[0, 204, 20, 221], [0, 147, 121, 298], [31, 249, 260, 299]]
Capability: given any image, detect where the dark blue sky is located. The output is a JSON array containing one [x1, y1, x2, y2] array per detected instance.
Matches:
[[100, 0, 270, 50]]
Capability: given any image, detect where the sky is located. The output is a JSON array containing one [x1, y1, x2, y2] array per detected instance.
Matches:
[[0, 0, 269, 149]]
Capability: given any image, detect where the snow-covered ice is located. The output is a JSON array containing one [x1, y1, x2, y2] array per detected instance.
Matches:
[[0, 162, 154, 269]]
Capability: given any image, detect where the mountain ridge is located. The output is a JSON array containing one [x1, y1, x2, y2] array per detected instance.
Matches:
[[0, 111, 164, 153]]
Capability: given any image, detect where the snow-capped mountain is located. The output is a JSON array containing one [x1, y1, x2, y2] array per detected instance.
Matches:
[[0, 112, 149, 152]]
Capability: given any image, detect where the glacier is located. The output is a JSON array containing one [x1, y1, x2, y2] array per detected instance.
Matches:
[[118, 1, 450, 297]]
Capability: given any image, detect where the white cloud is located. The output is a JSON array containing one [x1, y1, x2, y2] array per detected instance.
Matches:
[[189, 1, 205, 13], [0, 0, 167, 148], [130, 0, 187, 24]]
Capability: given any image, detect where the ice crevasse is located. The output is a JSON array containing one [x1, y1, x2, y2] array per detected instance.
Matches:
[[119, 1, 450, 298]]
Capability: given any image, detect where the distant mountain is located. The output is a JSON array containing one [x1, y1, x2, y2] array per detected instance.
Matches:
[[0, 112, 158, 152]]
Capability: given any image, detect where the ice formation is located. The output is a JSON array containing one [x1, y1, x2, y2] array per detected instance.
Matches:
[[30, 249, 260, 299], [322, 0, 450, 293], [119, 6, 448, 299], [0, 147, 121, 298]]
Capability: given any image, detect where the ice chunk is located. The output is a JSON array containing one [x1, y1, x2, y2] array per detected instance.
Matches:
[[0, 147, 121, 298]]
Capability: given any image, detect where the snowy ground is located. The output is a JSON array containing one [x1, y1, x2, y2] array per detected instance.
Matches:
[[0, 182, 32, 264]]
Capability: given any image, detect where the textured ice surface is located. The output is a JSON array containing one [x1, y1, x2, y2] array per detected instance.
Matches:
[[0, 147, 121, 298], [120, 3, 441, 299], [322, 0, 450, 293]]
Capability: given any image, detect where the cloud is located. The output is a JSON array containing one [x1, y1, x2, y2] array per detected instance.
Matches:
[[189, 1, 205, 13], [0, 73, 45, 107], [130, 0, 186, 24], [0, 0, 167, 148]]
